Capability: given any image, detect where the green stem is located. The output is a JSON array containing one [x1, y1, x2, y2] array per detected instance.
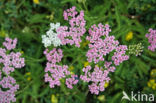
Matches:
[[25, 56, 46, 62], [16, 81, 33, 95], [69, 55, 83, 67], [83, 1, 88, 13]]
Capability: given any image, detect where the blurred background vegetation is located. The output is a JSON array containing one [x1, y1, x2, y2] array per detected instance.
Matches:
[[0, 0, 156, 103]]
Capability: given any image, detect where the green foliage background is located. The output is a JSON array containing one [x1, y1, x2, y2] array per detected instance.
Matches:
[[0, 0, 156, 103]]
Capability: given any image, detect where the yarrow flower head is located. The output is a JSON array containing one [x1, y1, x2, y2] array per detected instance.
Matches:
[[0, 76, 19, 103], [0, 37, 25, 103], [3, 37, 17, 50], [42, 22, 62, 47], [66, 74, 79, 89], [86, 23, 129, 65], [43, 48, 63, 64], [146, 28, 156, 52], [80, 64, 115, 95], [44, 63, 70, 88], [57, 6, 86, 47], [112, 45, 129, 65], [44, 48, 78, 89]]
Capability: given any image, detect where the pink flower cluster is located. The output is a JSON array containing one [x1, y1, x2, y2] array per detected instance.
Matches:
[[86, 23, 129, 65], [44, 48, 78, 89], [44, 48, 63, 64], [80, 61, 115, 94], [57, 6, 86, 47], [112, 45, 129, 65], [0, 37, 25, 103], [3, 37, 17, 50], [66, 75, 78, 89], [0, 76, 19, 103], [80, 23, 129, 94], [146, 28, 156, 52]]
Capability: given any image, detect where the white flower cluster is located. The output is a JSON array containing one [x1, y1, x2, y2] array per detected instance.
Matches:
[[42, 23, 62, 47]]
